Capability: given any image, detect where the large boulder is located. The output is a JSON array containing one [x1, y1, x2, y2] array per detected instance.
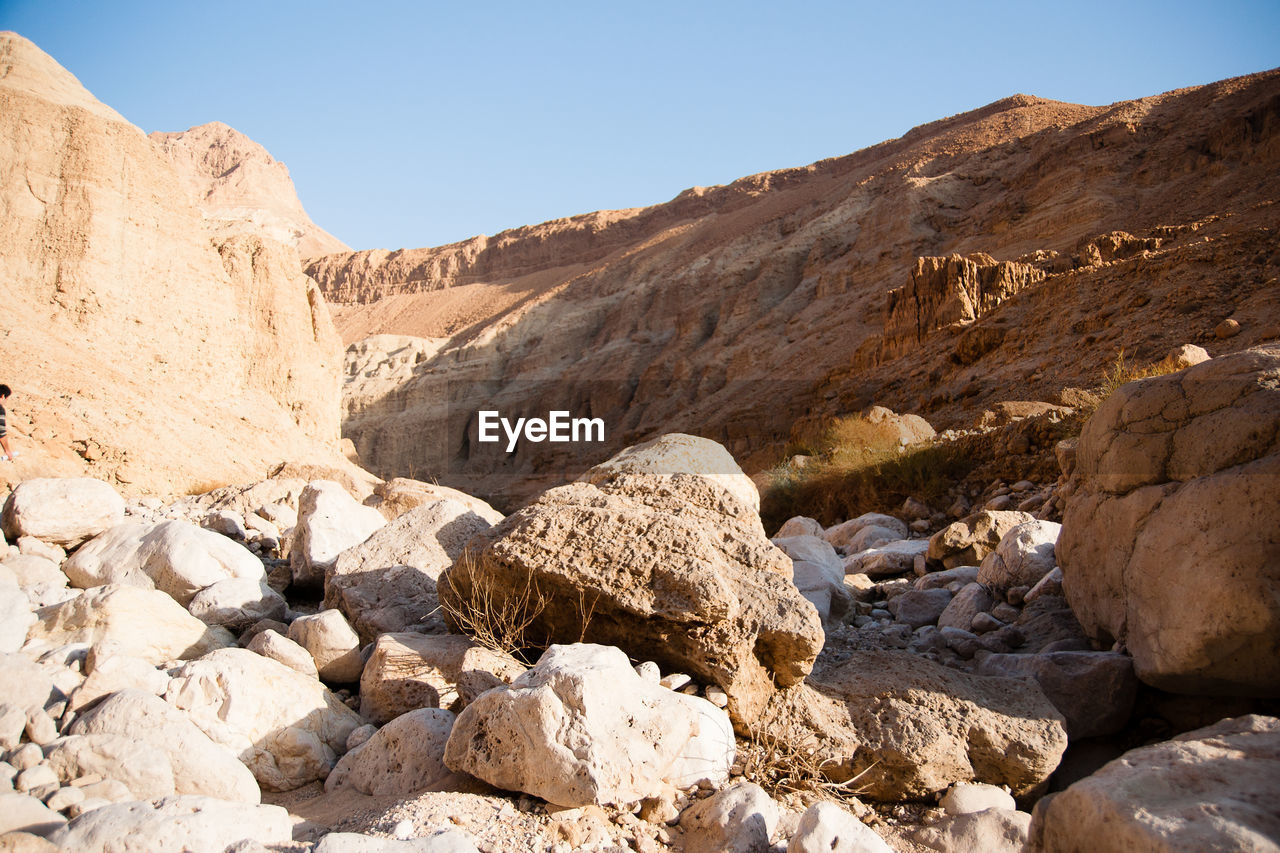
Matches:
[[788, 801, 895, 853], [325, 499, 497, 643], [326, 707, 463, 795], [843, 539, 929, 579], [287, 609, 364, 684], [1028, 714, 1280, 852], [368, 477, 504, 524], [291, 481, 386, 587], [679, 781, 778, 853], [62, 688, 259, 803], [977, 520, 1061, 591], [163, 647, 364, 791], [976, 652, 1137, 739], [45, 795, 291, 853], [0, 794, 66, 837], [0, 570, 35, 653], [439, 434, 823, 728], [1, 555, 72, 608], [823, 513, 910, 555], [1, 478, 124, 548], [773, 535, 849, 624], [797, 651, 1067, 800], [929, 511, 1034, 569], [62, 520, 266, 606], [26, 584, 233, 665], [443, 644, 734, 808], [1058, 345, 1280, 696]]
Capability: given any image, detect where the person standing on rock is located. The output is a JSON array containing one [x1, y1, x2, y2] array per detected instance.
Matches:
[[0, 384, 17, 461]]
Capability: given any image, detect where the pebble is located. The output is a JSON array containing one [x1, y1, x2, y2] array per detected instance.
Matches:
[[45, 785, 85, 812], [633, 661, 660, 682], [659, 673, 691, 691], [705, 687, 729, 708]]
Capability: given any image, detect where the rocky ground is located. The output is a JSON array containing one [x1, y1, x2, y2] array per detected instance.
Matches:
[[0, 345, 1277, 852]]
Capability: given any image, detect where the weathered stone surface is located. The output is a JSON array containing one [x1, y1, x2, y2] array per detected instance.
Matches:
[[1028, 714, 1280, 852], [680, 781, 778, 853], [164, 647, 363, 791], [0, 571, 34, 653], [444, 644, 734, 807], [287, 609, 364, 683], [67, 653, 169, 713], [774, 516, 823, 539], [368, 478, 503, 525], [937, 583, 994, 632], [187, 577, 286, 630], [1, 556, 71, 609], [1156, 343, 1211, 372], [62, 520, 265, 605], [914, 565, 980, 592], [0, 794, 66, 837], [359, 632, 523, 724], [326, 708, 462, 795], [913, 808, 1031, 853], [823, 513, 909, 555], [291, 481, 387, 587], [1, 479, 123, 549], [246, 629, 317, 678], [0, 654, 59, 717], [928, 511, 1035, 568], [797, 651, 1066, 800], [45, 733, 176, 800], [774, 535, 849, 624], [889, 588, 954, 629], [976, 652, 1137, 739], [64, 688, 259, 803], [313, 830, 480, 853], [45, 795, 291, 853], [939, 782, 1016, 816], [0, 831, 61, 851], [325, 499, 496, 643], [843, 539, 930, 579], [441, 435, 823, 729], [977, 521, 1061, 591], [27, 585, 233, 665], [787, 801, 894, 853], [1058, 345, 1280, 696]]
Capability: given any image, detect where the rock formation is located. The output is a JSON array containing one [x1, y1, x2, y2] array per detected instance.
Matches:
[[0, 32, 348, 496], [314, 72, 1280, 506]]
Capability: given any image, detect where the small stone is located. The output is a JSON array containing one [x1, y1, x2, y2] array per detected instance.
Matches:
[[1006, 585, 1030, 605], [0, 704, 26, 750], [984, 495, 1014, 511], [910, 518, 932, 533], [659, 673, 692, 691], [634, 661, 660, 682], [44, 785, 85, 812], [990, 603, 1021, 624], [16, 764, 59, 793], [1214, 318, 1241, 338], [940, 782, 1016, 815], [705, 687, 729, 709], [24, 709, 58, 746]]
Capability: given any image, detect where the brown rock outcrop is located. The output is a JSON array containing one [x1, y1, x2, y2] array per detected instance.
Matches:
[[0, 33, 347, 495], [1058, 345, 1280, 697], [439, 434, 824, 729], [150, 121, 349, 258], [314, 73, 1280, 506]]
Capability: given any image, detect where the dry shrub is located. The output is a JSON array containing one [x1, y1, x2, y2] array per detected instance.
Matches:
[[1095, 347, 1184, 400]]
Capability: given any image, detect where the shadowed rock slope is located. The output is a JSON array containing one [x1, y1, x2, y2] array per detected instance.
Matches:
[[0, 32, 349, 495], [313, 70, 1280, 507]]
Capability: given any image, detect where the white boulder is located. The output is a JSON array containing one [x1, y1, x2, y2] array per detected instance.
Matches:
[[1, 478, 124, 548], [290, 481, 386, 587], [45, 795, 290, 853]]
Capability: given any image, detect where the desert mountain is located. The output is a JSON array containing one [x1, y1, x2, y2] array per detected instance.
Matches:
[[312, 71, 1280, 506], [151, 121, 350, 257], [0, 32, 352, 495]]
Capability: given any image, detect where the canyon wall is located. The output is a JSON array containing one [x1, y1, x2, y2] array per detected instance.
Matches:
[[312, 74, 1280, 508], [0, 32, 350, 495]]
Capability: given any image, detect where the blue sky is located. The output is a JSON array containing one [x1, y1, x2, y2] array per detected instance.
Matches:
[[3, 1, 1278, 252]]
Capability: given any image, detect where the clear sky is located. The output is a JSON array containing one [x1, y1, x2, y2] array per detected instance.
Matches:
[[2, 1, 1278, 252]]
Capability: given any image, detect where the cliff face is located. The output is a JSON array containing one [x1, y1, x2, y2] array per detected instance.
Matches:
[[314, 74, 1280, 508], [0, 32, 348, 495], [150, 121, 350, 258]]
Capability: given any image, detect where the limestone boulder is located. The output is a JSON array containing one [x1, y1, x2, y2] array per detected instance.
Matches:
[[66, 654, 170, 713], [63, 688, 259, 803], [368, 477, 503, 524], [62, 520, 266, 607], [45, 795, 291, 853], [0, 654, 61, 717], [246, 629, 317, 677], [0, 794, 66, 837], [801, 651, 1067, 800], [976, 651, 1137, 738], [912, 808, 1031, 853], [679, 781, 778, 853], [440, 434, 823, 728], [823, 513, 909, 555], [1, 555, 72, 608], [1028, 714, 1280, 852], [186, 577, 286, 629], [888, 588, 953, 629], [978, 521, 1061, 591], [44, 733, 176, 800], [326, 708, 463, 795], [937, 583, 994, 632], [939, 782, 1016, 815], [443, 644, 734, 808], [1058, 345, 1280, 696], [774, 516, 823, 538], [842, 539, 929, 578], [788, 801, 894, 853], [164, 647, 364, 791], [1, 479, 124, 548], [773, 535, 849, 624], [287, 609, 364, 684], [0, 572, 34, 653], [928, 511, 1035, 569], [359, 632, 524, 724], [325, 499, 497, 643], [27, 585, 233, 665], [291, 481, 386, 587]]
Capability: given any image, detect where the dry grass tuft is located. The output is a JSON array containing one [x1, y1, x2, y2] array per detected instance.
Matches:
[[439, 551, 549, 657]]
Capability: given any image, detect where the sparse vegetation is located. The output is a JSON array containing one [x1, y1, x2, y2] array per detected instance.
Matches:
[[760, 413, 974, 531], [1094, 347, 1184, 402], [439, 552, 549, 658]]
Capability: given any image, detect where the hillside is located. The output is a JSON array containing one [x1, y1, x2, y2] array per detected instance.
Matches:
[[0, 32, 354, 495], [309, 72, 1280, 506]]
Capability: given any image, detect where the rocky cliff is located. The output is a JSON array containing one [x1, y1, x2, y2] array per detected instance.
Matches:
[[313, 73, 1280, 508], [0, 32, 349, 495], [150, 121, 349, 258]]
